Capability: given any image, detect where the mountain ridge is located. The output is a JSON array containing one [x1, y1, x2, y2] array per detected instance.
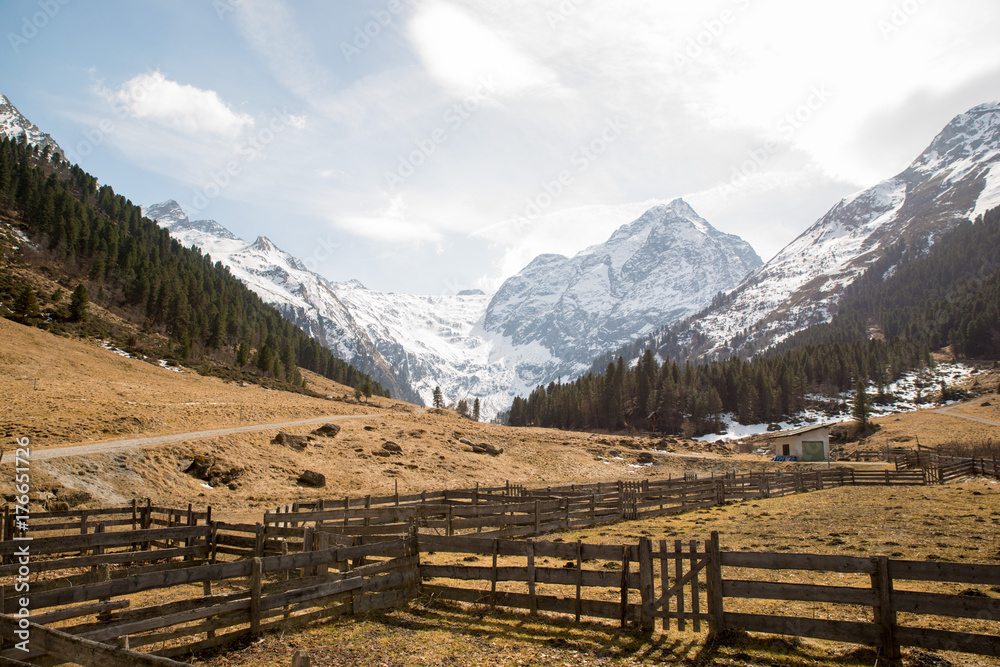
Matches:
[[143, 198, 760, 419], [663, 100, 1000, 362], [0, 94, 61, 155]]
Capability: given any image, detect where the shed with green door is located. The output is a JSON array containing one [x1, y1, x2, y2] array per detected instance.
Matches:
[[767, 424, 830, 462]]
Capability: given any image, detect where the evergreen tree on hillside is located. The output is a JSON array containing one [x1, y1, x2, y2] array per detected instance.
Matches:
[[13, 286, 39, 320], [0, 135, 388, 398], [433, 386, 444, 408], [473, 398, 481, 422], [852, 379, 871, 430], [69, 284, 88, 321], [236, 340, 250, 368]]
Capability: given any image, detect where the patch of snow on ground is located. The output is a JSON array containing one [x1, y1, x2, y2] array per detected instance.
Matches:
[[101, 341, 132, 358], [158, 359, 185, 373], [695, 363, 976, 442]]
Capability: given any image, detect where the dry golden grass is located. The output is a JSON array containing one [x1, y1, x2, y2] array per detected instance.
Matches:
[[195, 481, 1000, 667], [0, 317, 752, 519]]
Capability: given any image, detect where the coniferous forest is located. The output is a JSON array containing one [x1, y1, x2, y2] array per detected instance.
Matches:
[[507, 206, 1000, 435], [0, 136, 388, 398]]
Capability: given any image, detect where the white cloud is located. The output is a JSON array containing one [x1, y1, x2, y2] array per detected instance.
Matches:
[[408, 1, 559, 97], [333, 194, 444, 244], [102, 71, 254, 138], [233, 0, 337, 105]]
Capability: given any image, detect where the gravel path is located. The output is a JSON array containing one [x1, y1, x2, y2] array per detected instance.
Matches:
[[26, 413, 390, 461], [934, 402, 1000, 427]]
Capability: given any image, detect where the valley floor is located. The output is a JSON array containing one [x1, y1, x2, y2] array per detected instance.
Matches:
[[192, 481, 1000, 667]]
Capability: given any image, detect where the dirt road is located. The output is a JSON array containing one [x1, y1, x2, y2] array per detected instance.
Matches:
[[26, 413, 389, 461], [934, 402, 1000, 427]]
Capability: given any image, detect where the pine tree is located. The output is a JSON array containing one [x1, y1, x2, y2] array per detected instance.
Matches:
[[852, 379, 870, 430], [472, 398, 481, 422], [457, 399, 469, 418], [13, 287, 40, 320], [236, 340, 250, 367], [69, 284, 88, 321], [433, 386, 444, 408], [362, 377, 373, 402]]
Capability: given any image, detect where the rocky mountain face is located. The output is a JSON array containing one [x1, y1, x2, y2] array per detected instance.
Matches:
[[0, 94, 61, 154], [141, 201, 423, 404], [483, 199, 762, 378], [674, 101, 1000, 360], [144, 199, 759, 418]]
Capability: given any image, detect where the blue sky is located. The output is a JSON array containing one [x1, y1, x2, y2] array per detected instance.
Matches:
[[3, 0, 999, 294]]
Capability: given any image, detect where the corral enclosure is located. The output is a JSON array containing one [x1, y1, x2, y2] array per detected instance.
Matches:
[[1, 453, 998, 666]]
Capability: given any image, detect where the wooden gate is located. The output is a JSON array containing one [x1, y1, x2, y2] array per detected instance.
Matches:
[[651, 538, 714, 632], [619, 481, 641, 520]]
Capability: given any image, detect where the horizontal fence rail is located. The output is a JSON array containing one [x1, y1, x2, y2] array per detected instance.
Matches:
[[1, 454, 992, 663]]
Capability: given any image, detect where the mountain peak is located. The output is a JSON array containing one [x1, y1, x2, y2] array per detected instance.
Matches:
[[251, 236, 277, 252], [913, 100, 1000, 173], [485, 202, 762, 365], [143, 200, 189, 228], [0, 92, 62, 154]]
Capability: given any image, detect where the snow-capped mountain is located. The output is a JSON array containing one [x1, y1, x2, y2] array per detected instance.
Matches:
[[675, 100, 1000, 359], [0, 94, 61, 154], [483, 199, 762, 378], [142, 200, 423, 404], [144, 199, 759, 418]]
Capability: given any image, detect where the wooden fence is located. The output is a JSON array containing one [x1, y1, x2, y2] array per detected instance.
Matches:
[[1, 501, 210, 543], [1, 463, 985, 663], [260, 468, 921, 540], [0, 536, 418, 663], [896, 445, 1000, 481], [416, 531, 1000, 660]]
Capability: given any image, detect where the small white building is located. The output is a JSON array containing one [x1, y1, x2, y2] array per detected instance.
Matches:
[[767, 424, 830, 462]]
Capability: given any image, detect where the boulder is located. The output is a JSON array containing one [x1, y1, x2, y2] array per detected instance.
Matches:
[[298, 470, 326, 488], [312, 423, 342, 438], [382, 441, 402, 453], [272, 432, 312, 450], [471, 443, 503, 456], [57, 489, 93, 507], [185, 455, 217, 479]]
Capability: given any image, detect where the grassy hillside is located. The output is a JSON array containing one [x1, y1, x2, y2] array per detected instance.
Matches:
[[0, 136, 386, 399]]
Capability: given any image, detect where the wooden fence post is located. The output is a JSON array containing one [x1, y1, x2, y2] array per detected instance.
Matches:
[[292, 650, 311, 667], [490, 539, 499, 608], [250, 557, 262, 636], [871, 556, 899, 660], [301, 527, 314, 578], [526, 541, 537, 615], [638, 537, 655, 633], [620, 545, 630, 629], [659, 539, 669, 632], [574, 540, 583, 623], [209, 521, 219, 564], [674, 538, 685, 631], [534, 501, 540, 535], [254, 523, 265, 558], [705, 531, 725, 638]]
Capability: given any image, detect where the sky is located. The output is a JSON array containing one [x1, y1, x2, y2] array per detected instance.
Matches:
[[2, 0, 999, 294]]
